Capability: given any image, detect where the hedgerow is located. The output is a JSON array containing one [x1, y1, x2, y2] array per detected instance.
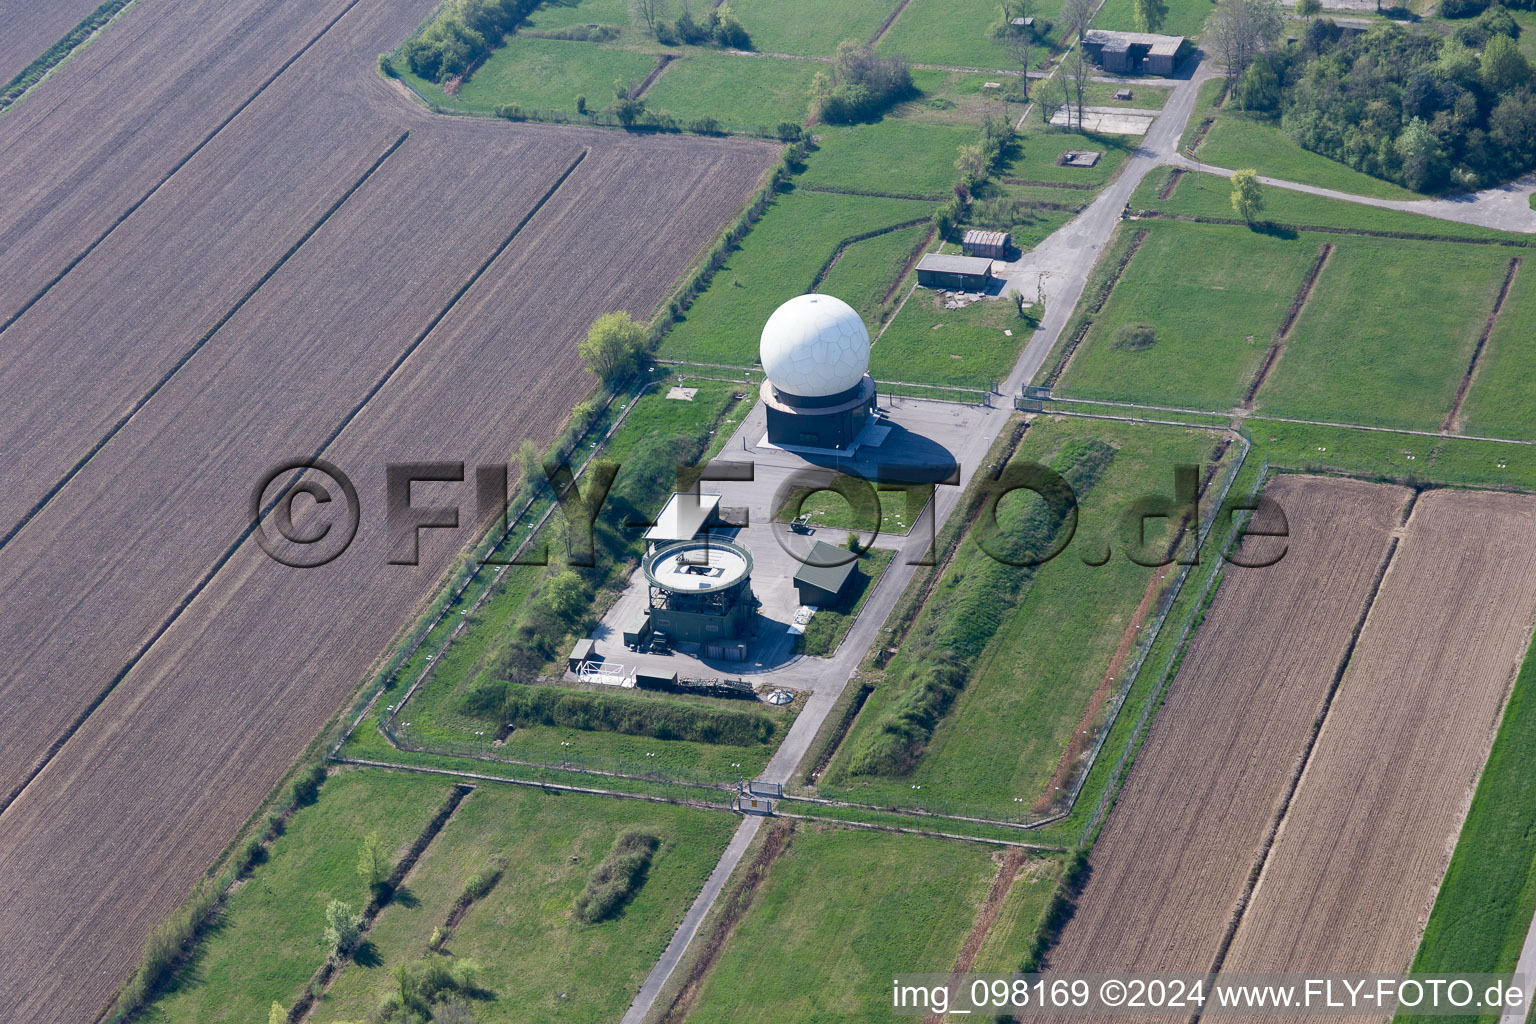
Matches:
[[462, 682, 777, 746], [574, 831, 659, 923]]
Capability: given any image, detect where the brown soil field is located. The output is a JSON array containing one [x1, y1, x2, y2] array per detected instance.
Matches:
[[1223, 489, 1536, 991], [0, 0, 359, 323], [1044, 476, 1411, 992], [0, 0, 776, 1018], [0, 0, 105, 86], [0, 0, 427, 538]]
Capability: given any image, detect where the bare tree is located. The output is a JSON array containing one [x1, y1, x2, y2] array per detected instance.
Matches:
[[1208, 0, 1282, 80], [1067, 46, 1090, 129], [1063, 0, 1096, 43], [998, 0, 1038, 98], [631, 0, 666, 37]]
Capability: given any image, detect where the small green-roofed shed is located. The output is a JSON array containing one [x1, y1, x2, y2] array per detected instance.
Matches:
[[793, 540, 858, 607]]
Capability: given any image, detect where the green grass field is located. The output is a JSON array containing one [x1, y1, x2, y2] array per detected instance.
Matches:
[[641, 51, 821, 131], [683, 824, 998, 1021], [732, 0, 900, 55], [1249, 418, 1536, 491], [1059, 220, 1324, 409], [823, 418, 1222, 814], [996, 126, 1135, 186], [878, 0, 1066, 69], [802, 119, 979, 198], [1093, 0, 1214, 39], [971, 856, 1065, 972], [818, 220, 930, 320], [423, 37, 658, 116], [1399, 641, 1536, 1024], [1455, 263, 1536, 440], [1135, 165, 1535, 243], [659, 189, 932, 364], [524, 0, 632, 31], [1197, 111, 1423, 200], [314, 781, 736, 1024], [873, 288, 1034, 387], [141, 769, 457, 1024], [1256, 237, 1512, 430]]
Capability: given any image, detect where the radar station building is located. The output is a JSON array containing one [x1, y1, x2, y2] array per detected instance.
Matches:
[[760, 294, 876, 452], [642, 538, 757, 649]]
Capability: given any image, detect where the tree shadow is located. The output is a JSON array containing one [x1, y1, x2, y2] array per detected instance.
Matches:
[[1250, 220, 1299, 240], [352, 941, 383, 968]]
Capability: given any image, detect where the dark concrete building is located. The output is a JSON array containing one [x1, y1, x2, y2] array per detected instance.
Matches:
[[916, 252, 994, 291], [1082, 29, 1187, 75]]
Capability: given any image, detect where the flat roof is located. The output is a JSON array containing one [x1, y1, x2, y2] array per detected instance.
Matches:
[[1083, 28, 1185, 55], [646, 492, 722, 544], [793, 540, 859, 595], [917, 252, 994, 275], [645, 539, 751, 592]]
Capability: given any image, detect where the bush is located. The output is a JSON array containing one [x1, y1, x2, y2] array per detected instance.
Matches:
[[324, 899, 362, 956], [233, 836, 266, 878], [1112, 323, 1157, 350], [574, 832, 659, 923], [471, 684, 778, 745], [401, 0, 545, 83], [289, 763, 326, 808], [776, 121, 804, 141], [377, 54, 396, 78], [687, 116, 724, 134], [1441, 0, 1490, 17], [113, 882, 220, 1016], [810, 41, 915, 124]]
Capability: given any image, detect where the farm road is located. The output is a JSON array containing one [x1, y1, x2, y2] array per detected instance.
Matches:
[[0, 0, 776, 1018], [1169, 155, 1536, 233], [619, 55, 1221, 1024]]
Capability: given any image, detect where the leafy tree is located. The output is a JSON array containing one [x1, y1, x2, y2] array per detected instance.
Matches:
[[1295, 0, 1322, 15], [543, 570, 587, 621], [1230, 168, 1265, 222], [357, 830, 387, 891], [518, 438, 542, 486], [1134, 0, 1170, 33], [268, 1003, 287, 1024], [810, 41, 915, 123], [323, 899, 361, 956], [580, 311, 646, 383], [955, 143, 989, 187], [1234, 55, 1281, 112], [1483, 33, 1532, 92]]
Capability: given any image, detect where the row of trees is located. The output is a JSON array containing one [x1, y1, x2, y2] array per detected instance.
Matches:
[[400, 0, 544, 83], [634, 0, 751, 48]]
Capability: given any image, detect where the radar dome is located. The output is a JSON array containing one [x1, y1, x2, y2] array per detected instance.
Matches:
[[759, 294, 870, 398]]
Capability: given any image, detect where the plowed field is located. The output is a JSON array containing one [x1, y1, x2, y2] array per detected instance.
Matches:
[[1223, 489, 1536, 996], [0, 0, 774, 1018], [1045, 477, 1411, 987]]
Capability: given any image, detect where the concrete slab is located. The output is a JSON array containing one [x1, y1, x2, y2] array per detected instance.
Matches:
[[1050, 106, 1155, 135]]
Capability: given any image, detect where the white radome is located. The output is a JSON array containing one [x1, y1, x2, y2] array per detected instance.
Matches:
[[759, 293, 870, 398]]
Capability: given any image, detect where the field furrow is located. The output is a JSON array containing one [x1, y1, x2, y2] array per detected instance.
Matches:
[[1044, 476, 1411, 995], [1223, 489, 1536, 1000], [0, 130, 772, 1022], [0, 0, 362, 324]]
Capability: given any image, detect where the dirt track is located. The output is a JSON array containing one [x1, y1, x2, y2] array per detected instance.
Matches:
[[1044, 476, 1411, 997], [1223, 489, 1536, 1001], [0, 0, 774, 1018]]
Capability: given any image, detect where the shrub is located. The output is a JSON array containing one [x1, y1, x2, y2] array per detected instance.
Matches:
[[687, 116, 724, 134], [810, 41, 915, 124], [324, 899, 362, 956], [234, 836, 266, 877], [574, 832, 659, 923], [377, 54, 396, 78], [775, 121, 804, 141], [463, 684, 777, 745], [401, 0, 545, 83], [289, 763, 326, 808], [576, 93, 588, 115], [113, 882, 220, 1016], [1112, 323, 1157, 350]]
